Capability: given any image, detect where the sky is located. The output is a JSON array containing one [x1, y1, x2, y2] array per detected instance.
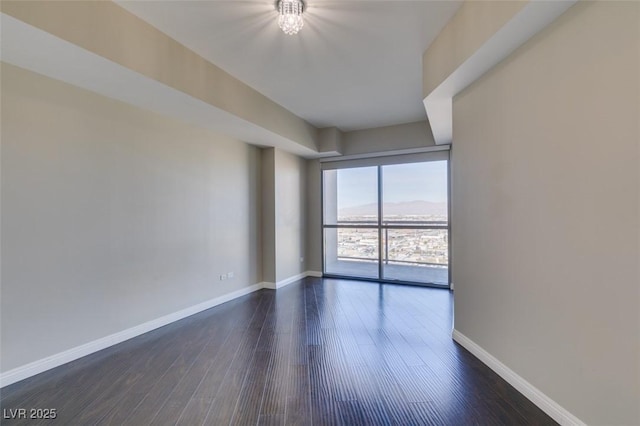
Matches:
[[333, 161, 448, 209]]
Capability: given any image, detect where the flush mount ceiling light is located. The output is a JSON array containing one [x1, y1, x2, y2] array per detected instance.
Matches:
[[277, 0, 305, 35]]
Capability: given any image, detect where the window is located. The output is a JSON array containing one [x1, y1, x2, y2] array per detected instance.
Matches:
[[322, 154, 449, 287]]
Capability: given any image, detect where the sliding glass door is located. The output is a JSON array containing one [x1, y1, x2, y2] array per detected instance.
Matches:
[[322, 158, 449, 287], [380, 161, 448, 285], [323, 166, 380, 279]]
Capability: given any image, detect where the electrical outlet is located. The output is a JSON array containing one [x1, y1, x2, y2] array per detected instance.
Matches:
[[228, 272, 234, 279], [219, 274, 226, 281]]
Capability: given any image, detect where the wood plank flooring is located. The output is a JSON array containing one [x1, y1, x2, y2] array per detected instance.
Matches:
[[0, 277, 556, 425]]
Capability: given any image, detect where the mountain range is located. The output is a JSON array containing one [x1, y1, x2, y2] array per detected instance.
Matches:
[[339, 200, 447, 216]]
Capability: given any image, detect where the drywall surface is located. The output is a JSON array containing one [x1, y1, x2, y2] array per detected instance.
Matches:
[[305, 160, 322, 273], [341, 121, 435, 157], [1, 63, 262, 372], [1, 1, 318, 154], [422, 0, 526, 97], [261, 148, 276, 284], [274, 150, 307, 282], [451, 2, 639, 424]]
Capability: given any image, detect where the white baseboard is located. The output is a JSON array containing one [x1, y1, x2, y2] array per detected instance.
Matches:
[[0, 283, 263, 388], [452, 330, 585, 426], [1, 272, 325, 388], [262, 270, 321, 290]]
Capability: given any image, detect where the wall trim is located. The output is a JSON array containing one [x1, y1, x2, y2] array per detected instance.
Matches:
[[318, 145, 449, 163], [1, 272, 323, 388], [452, 330, 586, 426], [0, 283, 264, 388], [262, 270, 321, 290]]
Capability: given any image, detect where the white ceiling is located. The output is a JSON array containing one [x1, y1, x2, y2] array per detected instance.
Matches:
[[117, 0, 462, 132]]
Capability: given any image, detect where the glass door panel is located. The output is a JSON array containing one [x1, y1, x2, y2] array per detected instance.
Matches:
[[381, 161, 448, 225], [323, 167, 378, 225], [323, 227, 379, 279], [323, 166, 380, 279], [381, 228, 448, 285], [322, 160, 449, 287], [380, 161, 449, 284]]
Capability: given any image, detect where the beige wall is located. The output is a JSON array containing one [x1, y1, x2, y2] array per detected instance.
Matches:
[[261, 148, 307, 284], [1, 63, 262, 372], [305, 160, 323, 273], [261, 149, 276, 283], [1, 0, 319, 154], [274, 150, 307, 282], [341, 121, 436, 157], [422, 0, 526, 97], [451, 2, 639, 424]]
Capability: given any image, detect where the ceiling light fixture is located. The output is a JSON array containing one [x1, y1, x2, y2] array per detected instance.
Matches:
[[278, 0, 305, 35]]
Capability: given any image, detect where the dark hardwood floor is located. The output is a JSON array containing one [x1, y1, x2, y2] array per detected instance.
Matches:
[[0, 277, 556, 425]]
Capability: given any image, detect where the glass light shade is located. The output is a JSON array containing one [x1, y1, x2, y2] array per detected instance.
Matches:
[[278, 0, 304, 35]]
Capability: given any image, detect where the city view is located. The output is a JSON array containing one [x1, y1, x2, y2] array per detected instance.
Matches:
[[336, 201, 448, 268], [336, 218, 448, 267], [323, 162, 449, 284]]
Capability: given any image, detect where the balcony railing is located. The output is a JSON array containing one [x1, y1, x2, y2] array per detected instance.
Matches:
[[324, 219, 449, 284], [335, 225, 449, 267], [337, 255, 447, 268], [333, 220, 448, 228]]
